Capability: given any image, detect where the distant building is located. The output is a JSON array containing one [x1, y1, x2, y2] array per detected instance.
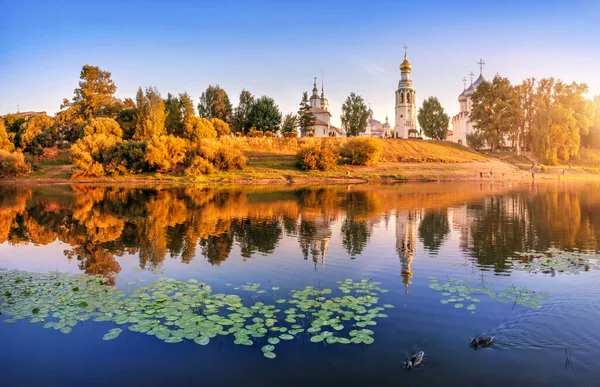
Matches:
[[0, 111, 48, 119], [303, 75, 344, 137], [362, 106, 392, 138], [394, 47, 418, 138], [448, 60, 488, 145]]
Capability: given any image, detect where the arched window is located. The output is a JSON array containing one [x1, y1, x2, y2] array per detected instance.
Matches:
[[400, 92, 404, 103], [407, 92, 411, 104]]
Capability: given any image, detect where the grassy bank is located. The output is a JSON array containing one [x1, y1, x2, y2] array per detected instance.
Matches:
[[7, 138, 599, 185]]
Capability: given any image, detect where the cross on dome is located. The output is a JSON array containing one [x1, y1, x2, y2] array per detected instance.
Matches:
[[478, 59, 485, 75], [462, 77, 467, 90], [469, 72, 475, 84]]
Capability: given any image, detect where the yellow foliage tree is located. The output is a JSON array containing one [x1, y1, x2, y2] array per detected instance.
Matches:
[[0, 119, 14, 152], [70, 134, 120, 177], [184, 117, 217, 142], [19, 115, 54, 150], [210, 118, 231, 137], [83, 117, 123, 137], [145, 134, 187, 172]]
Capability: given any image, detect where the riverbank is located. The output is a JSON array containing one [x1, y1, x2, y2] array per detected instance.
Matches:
[[3, 138, 600, 185]]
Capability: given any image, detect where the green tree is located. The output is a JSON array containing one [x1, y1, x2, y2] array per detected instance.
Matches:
[[417, 97, 449, 140], [197, 85, 233, 123], [115, 108, 137, 140], [164, 93, 183, 136], [281, 113, 299, 134], [341, 93, 369, 137], [68, 65, 121, 120], [232, 90, 254, 134], [297, 92, 316, 136], [0, 119, 15, 152], [247, 96, 282, 133], [470, 75, 517, 151], [134, 87, 166, 140]]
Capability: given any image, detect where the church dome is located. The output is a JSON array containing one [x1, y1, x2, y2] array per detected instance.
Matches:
[[368, 108, 374, 119], [473, 73, 487, 87], [400, 57, 412, 72], [458, 89, 467, 103], [464, 83, 476, 97]]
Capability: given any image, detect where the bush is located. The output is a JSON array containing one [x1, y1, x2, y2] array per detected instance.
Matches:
[[340, 138, 382, 165], [18, 115, 54, 150], [297, 143, 339, 171], [83, 118, 122, 138], [70, 134, 120, 177], [210, 118, 231, 138], [145, 135, 188, 172], [0, 119, 15, 152], [264, 131, 273, 138], [247, 129, 264, 138], [0, 150, 32, 178], [185, 141, 247, 175], [466, 132, 485, 151], [184, 155, 217, 176], [103, 141, 148, 175], [235, 132, 242, 137], [184, 117, 217, 142], [282, 131, 298, 138]]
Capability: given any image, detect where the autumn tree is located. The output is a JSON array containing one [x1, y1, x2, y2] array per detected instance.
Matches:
[[297, 92, 315, 136], [341, 93, 369, 137], [134, 87, 166, 140], [197, 85, 233, 123], [66, 65, 121, 120], [281, 113, 299, 134], [70, 118, 123, 177], [145, 135, 188, 172], [247, 96, 282, 133], [165, 93, 183, 136], [18, 115, 54, 150], [470, 75, 517, 151], [232, 90, 254, 134], [184, 117, 217, 142], [0, 119, 15, 152], [210, 118, 231, 137], [417, 97, 449, 140], [582, 96, 600, 149]]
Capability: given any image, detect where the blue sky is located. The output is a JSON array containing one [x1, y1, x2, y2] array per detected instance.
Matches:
[[1, 0, 599, 127]]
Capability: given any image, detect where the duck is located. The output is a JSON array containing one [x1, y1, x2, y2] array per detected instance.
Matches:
[[404, 351, 424, 370], [470, 336, 494, 349]]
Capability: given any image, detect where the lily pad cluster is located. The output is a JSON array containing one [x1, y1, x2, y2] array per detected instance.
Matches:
[[428, 277, 548, 312], [513, 248, 600, 275], [0, 270, 394, 360]]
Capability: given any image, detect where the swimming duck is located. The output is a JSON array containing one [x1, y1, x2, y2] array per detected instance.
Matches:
[[404, 351, 424, 370], [470, 337, 494, 349]]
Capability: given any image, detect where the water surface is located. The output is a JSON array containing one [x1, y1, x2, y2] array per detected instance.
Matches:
[[1, 182, 599, 386]]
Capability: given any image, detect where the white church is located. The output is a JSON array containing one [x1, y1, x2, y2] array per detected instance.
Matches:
[[302, 47, 420, 139], [447, 60, 488, 145]]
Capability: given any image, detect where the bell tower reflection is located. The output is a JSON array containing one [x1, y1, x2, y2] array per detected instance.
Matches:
[[396, 209, 421, 293]]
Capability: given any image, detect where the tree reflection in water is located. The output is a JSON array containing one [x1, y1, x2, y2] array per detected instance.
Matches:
[[1, 183, 599, 284]]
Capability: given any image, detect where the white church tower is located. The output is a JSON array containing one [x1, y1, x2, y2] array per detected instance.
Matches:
[[394, 45, 418, 138]]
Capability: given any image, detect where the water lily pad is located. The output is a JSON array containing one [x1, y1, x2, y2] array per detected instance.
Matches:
[[261, 345, 275, 353], [263, 351, 276, 359], [279, 334, 294, 340], [467, 304, 476, 311], [454, 303, 464, 308], [310, 335, 324, 343], [268, 337, 280, 345]]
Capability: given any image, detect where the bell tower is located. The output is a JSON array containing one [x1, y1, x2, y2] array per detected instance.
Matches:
[[394, 45, 417, 138]]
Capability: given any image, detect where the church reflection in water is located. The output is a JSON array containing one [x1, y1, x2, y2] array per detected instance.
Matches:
[[1, 183, 599, 284]]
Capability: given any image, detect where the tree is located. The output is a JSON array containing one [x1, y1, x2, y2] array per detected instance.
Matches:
[[417, 97, 449, 140], [116, 108, 137, 140], [297, 92, 316, 136], [514, 78, 536, 154], [232, 90, 254, 134], [197, 85, 233, 123], [184, 117, 217, 142], [68, 65, 121, 120], [83, 118, 122, 138], [247, 96, 282, 133], [466, 132, 485, 150], [582, 96, 600, 149], [145, 135, 188, 172], [0, 119, 14, 152], [164, 93, 183, 136], [210, 118, 230, 137], [18, 115, 54, 150], [134, 87, 166, 140], [281, 113, 299, 134], [418, 210, 450, 252], [470, 75, 518, 152], [340, 93, 369, 137]]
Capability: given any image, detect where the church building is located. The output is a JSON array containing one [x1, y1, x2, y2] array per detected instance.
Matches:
[[448, 60, 487, 145], [303, 75, 344, 137], [362, 105, 392, 138], [394, 47, 418, 138]]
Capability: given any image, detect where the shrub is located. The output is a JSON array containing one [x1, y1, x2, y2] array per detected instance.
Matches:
[[235, 132, 242, 137], [83, 118, 123, 138], [145, 135, 188, 172], [185, 141, 247, 175], [0, 150, 32, 178], [264, 131, 273, 138], [247, 129, 264, 138], [282, 131, 298, 138], [210, 118, 231, 137], [466, 132, 485, 151], [340, 137, 382, 165], [297, 143, 339, 171], [0, 119, 15, 152], [18, 115, 54, 150], [184, 155, 217, 176], [103, 141, 148, 175], [70, 134, 120, 177], [184, 117, 216, 142]]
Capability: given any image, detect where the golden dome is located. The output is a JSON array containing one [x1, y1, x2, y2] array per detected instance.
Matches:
[[400, 56, 412, 72]]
